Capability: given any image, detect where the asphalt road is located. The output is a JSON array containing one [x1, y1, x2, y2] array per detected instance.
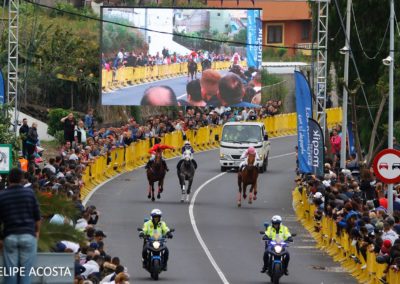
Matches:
[[101, 70, 229, 106], [89, 135, 356, 284]]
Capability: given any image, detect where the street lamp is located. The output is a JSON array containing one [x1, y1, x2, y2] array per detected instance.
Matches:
[[382, 55, 393, 66], [339, 45, 350, 55]]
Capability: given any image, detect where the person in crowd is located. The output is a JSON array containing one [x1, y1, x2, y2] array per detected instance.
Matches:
[[61, 113, 76, 145], [217, 73, 260, 107], [19, 118, 30, 158], [200, 69, 222, 107], [0, 168, 41, 284], [186, 79, 206, 106], [140, 86, 178, 106], [26, 122, 39, 162]]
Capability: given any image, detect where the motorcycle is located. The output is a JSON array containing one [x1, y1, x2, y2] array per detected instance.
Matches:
[[138, 227, 175, 280], [260, 223, 296, 284]]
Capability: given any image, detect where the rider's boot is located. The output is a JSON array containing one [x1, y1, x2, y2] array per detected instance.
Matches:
[[176, 159, 183, 171], [145, 160, 152, 169], [192, 159, 198, 169]]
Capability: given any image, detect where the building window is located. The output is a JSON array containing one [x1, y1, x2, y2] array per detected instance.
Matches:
[[267, 25, 283, 44], [217, 13, 221, 16], [302, 21, 311, 41]]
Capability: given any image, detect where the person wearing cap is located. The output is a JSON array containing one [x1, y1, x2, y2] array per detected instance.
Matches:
[[176, 141, 197, 170], [94, 230, 107, 243], [239, 146, 260, 171]]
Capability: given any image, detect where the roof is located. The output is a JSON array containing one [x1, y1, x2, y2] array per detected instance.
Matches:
[[224, 122, 264, 126], [207, 0, 311, 21]]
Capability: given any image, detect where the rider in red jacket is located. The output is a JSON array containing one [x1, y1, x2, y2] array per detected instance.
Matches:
[[145, 143, 175, 171]]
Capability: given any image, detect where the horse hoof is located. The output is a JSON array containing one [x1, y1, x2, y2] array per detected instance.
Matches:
[[180, 199, 184, 203], [243, 194, 247, 200], [147, 194, 151, 199], [253, 196, 257, 201], [151, 197, 155, 202], [237, 203, 241, 207], [249, 200, 252, 204], [157, 193, 161, 199], [186, 195, 190, 202]]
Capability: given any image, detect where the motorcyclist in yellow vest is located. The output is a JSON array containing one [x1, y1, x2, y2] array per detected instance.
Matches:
[[261, 215, 292, 275], [140, 209, 172, 271]]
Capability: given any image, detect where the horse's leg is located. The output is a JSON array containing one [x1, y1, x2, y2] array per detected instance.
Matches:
[[147, 182, 151, 199], [253, 181, 258, 200], [180, 176, 185, 203], [237, 175, 242, 207], [157, 179, 163, 199], [187, 177, 193, 202], [248, 184, 253, 204], [151, 183, 155, 202]]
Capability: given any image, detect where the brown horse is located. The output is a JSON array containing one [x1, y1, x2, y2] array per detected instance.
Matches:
[[187, 59, 198, 81], [237, 154, 258, 207], [146, 150, 166, 202]]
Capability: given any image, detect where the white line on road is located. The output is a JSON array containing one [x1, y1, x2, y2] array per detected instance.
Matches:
[[189, 151, 296, 284], [177, 93, 187, 99]]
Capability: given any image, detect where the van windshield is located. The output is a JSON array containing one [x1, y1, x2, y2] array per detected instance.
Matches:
[[221, 125, 262, 143]]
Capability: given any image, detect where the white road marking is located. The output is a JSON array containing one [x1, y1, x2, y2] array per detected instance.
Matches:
[[177, 93, 187, 99], [189, 151, 296, 284]]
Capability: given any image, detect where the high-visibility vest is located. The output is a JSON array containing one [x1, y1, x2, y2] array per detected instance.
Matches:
[[19, 158, 28, 172]]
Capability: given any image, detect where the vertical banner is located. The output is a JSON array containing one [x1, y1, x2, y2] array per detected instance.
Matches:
[[347, 121, 356, 156], [247, 9, 261, 69], [295, 71, 313, 174], [255, 10, 263, 69], [0, 70, 5, 105], [308, 118, 324, 177]]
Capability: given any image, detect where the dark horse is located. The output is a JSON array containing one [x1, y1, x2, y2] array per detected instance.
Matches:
[[237, 154, 259, 207], [177, 150, 196, 203], [201, 59, 211, 72], [146, 150, 167, 202], [187, 60, 198, 81]]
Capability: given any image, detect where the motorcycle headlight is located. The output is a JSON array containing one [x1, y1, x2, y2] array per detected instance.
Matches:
[[152, 241, 160, 249], [274, 245, 282, 254]]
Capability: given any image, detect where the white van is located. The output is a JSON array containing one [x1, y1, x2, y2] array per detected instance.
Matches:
[[219, 122, 271, 172]]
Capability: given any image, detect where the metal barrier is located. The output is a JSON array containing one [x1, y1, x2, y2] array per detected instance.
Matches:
[[293, 186, 399, 283], [102, 61, 247, 92]]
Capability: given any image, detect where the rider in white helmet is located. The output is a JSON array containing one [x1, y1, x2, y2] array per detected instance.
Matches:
[[176, 141, 198, 170], [239, 146, 259, 171], [261, 215, 292, 275]]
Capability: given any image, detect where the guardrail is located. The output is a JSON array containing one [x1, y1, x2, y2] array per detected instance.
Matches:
[[293, 186, 399, 283], [102, 61, 247, 93], [80, 107, 342, 201]]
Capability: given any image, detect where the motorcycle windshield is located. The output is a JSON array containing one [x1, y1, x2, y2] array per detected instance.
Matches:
[[275, 234, 284, 244], [152, 230, 162, 241]]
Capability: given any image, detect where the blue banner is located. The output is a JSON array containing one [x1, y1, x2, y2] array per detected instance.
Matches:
[[295, 71, 313, 174], [247, 9, 262, 69], [0, 70, 4, 105], [347, 121, 356, 156], [308, 118, 324, 177]]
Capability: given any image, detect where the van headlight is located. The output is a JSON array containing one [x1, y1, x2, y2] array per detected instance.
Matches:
[[220, 154, 227, 159], [152, 241, 160, 249], [274, 245, 282, 254]]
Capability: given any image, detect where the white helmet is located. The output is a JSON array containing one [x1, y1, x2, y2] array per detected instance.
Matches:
[[271, 215, 282, 225], [184, 141, 191, 146], [151, 209, 162, 218]]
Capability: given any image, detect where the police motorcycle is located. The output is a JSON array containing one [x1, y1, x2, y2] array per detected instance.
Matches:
[[138, 227, 175, 280], [260, 223, 296, 284]]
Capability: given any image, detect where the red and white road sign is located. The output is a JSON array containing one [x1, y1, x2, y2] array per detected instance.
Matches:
[[372, 148, 400, 184]]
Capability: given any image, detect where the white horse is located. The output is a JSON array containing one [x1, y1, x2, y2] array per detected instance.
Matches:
[[177, 149, 196, 203]]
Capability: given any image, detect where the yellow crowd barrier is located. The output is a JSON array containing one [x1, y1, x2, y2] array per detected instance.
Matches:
[[80, 108, 342, 200], [293, 186, 400, 283], [102, 61, 244, 92]]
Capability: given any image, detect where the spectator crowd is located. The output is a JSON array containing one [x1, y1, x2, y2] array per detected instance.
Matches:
[[296, 125, 400, 282]]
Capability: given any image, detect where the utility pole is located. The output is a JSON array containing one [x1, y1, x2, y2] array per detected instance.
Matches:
[[387, 0, 394, 214], [340, 0, 351, 169]]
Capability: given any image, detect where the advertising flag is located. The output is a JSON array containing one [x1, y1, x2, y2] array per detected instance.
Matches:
[[347, 121, 356, 156], [295, 71, 313, 174], [308, 118, 324, 177], [247, 9, 262, 69]]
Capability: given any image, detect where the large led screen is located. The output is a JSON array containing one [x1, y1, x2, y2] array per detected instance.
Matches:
[[101, 7, 263, 107]]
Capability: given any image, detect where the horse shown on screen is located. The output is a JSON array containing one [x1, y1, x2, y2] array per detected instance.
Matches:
[[187, 59, 198, 81]]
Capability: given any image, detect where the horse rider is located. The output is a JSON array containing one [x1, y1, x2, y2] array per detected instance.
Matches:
[[145, 143, 175, 172], [261, 215, 292, 275], [176, 141, 198, 170], [239, 146, 259, 171], [140, 209, 173, 271]]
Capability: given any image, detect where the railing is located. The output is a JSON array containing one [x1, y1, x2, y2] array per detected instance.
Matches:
[[295, 43, 314, 57], [102, 61, 247, 93], [80, 107, 342, 201], [293, 186, 399, 283]]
